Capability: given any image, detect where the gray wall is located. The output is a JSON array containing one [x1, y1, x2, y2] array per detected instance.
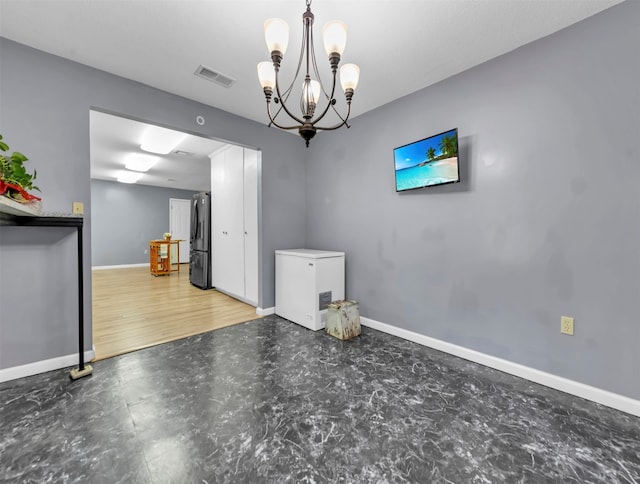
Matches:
[[91, 179, 197, 267], [0, 227, 80, 369], [0, 37, 307, 369], [306, 1, 639, 399]]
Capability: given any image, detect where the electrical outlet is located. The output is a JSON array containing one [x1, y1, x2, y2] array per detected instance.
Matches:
[[72, 202, 84, 215], [561, 316, 574, 335]]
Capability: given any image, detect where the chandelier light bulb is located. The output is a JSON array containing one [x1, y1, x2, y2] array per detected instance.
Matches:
[[302, 79, 321, 104], [340, 63, 360, 92], [322, 20, 347, 57], [257, 62, 276, 89], [264, 18, 289, 55], [301, 79, 321, 117]]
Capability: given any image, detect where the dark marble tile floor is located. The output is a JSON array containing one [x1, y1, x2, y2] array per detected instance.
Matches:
[[1, 316, 639, 483]]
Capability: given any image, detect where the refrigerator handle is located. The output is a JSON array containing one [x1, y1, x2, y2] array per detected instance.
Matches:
[[191, 200, 199, 241]]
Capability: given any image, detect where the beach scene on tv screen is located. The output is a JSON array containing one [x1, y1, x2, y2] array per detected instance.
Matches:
[[394, 129, 459, 191]]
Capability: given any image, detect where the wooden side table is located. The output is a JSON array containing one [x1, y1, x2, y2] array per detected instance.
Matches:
[[149, 239, 181, 276]]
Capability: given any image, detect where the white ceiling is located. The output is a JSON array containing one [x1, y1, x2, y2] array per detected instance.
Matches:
[[0, 0, 625, 190], [90, 111, 225, 191]]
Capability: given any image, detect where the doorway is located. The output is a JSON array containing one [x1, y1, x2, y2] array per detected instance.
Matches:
[[170, 198, 190, 263], [89, 109, 262, 358]]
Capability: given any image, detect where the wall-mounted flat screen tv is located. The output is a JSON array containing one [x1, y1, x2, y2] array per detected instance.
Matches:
[[393, 128, 460, 192]]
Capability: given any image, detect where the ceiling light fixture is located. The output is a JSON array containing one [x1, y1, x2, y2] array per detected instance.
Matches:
[[116, 171, 143, 184], [124, 154, 159, 172], [140, 126, 187, 155], [257, 0, 360, 147]]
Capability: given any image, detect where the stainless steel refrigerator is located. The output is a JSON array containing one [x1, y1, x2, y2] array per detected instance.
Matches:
[[189, 192, 212, 289]]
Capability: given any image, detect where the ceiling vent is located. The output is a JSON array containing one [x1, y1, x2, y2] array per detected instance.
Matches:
[[194, 65, 236, 88]]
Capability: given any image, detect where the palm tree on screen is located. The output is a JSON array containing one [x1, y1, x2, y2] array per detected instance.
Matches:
[[439, 134, 458, 157]]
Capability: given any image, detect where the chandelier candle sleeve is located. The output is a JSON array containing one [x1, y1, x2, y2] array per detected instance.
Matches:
[[257, 0, 360, 147]]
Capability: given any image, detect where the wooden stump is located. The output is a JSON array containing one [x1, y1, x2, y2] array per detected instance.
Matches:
[[326, 300, 361, 340]]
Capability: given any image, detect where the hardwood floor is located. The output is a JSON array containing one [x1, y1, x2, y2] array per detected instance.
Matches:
[[92, 265, 260, 360]]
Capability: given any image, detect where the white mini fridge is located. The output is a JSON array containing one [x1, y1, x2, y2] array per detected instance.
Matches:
[[275, 249, 345, 331]]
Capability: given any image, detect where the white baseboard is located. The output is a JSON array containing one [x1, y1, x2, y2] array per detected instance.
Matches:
[[92, 263, 148, 270], [0, 347, 96, 383], [360, 317, 640, 417], [256, 306, 275, 316]]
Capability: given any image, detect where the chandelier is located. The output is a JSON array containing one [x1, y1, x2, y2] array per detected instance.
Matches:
[[257, 0, 360, 147]]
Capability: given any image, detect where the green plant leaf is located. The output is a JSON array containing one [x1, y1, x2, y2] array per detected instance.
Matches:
[[0, 141, 8, 152], [11, 152, 28, 163], [12, 164, 26, 177]]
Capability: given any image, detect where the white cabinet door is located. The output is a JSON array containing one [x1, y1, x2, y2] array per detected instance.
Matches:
[[243, 149, 259, 304], [210, 150, 226, 288], [222, 145, 245, 297], [211, 145, 247, 299]]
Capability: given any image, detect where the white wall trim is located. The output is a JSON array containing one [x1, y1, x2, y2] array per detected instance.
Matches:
[[256, 306, 275, 316], [92, 263, 148, 270], [0, 347, 96, 383], [360, 317, 640, 417]]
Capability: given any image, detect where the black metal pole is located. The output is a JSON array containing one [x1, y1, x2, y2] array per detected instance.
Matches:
[[77, 224, 84, 371]]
